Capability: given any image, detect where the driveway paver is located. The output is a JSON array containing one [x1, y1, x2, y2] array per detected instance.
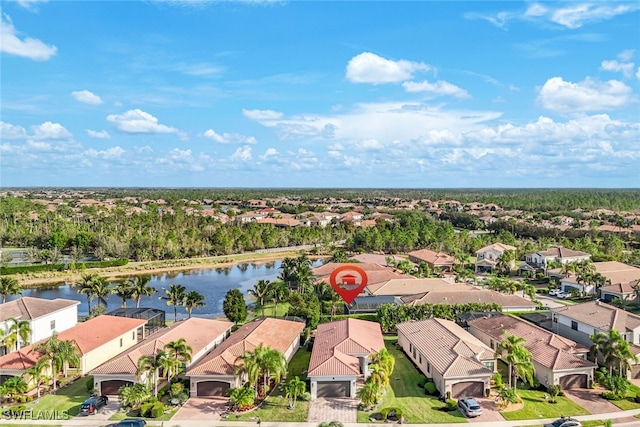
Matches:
[[468, 397, 506, 422], [74, 400, 121, 421], [564, 387, 638, 424], [173, 396, 228, 421], [308, 397, 358, 423]]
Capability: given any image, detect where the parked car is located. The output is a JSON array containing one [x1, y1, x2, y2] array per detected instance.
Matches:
[[548, 289, 560, 296], [111, 420, 147, 427], [457, 397, 483, 417], [557, 292, 571, 299], [544, 417, 582, 427], [80, 395, 108, 415]]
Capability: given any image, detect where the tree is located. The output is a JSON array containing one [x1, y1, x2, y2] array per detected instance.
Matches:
[[164, 338, 193, 382], [591, 330, 638, 376], [76, 273, 98, 314], [1, 376, 27, 402], [56, 339, 81, 378], [495, 333, 527, 388], [34, 334, 79, 392], [0, 277, 22, 303], [284, 376, 306, 409], [249, 279, 272, 318], [223, 288, 247, 325], [510, 346, 535, 392], [91, 275, 112, 310], [112, 281, 133, 308], [271, 281, 289, 318], [369, 348, 395, 378], [161, 284, 186, 321], [229, 385, 256, 410], [137, 350, 169, 397], [357, 379, 380, 407], [632, 278, 640, 307], [119, 383, 151, 409], [183, 290, 205, 318], [127, 275, 156, 308], [23, 358, 49, 399], [6, 317, 31, 352]]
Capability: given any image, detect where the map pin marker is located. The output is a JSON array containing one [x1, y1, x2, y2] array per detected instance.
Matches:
[[329, 265, 369, 305]]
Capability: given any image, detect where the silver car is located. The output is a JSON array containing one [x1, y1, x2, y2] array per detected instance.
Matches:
[[544, 417, 582, 427], [457, 397, 483, 417]]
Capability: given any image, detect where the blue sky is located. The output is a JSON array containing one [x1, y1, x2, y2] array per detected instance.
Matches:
[[1, 0, 639, 188]]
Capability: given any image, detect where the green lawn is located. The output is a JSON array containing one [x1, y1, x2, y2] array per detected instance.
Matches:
[[500, 388, 589, 421], [357, 337, 466, 423], [231, 348, 312, 422], [252, 302, 290, 318], [610, 382, 640, 410], [20, 375, 91, 419], [108, 406, 179, 421]]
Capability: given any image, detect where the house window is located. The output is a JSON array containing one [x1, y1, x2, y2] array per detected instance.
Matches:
[[571, 321, 578, 331], [132, 331, 136, 340], [427, 362, 430, 373], [50, 320, 55, 330], [119, 338, 123, 347], [419, 354, 422, 364], [412, 348, 417, 359], [490, 339, 494, 349], [483, 361, 495, 371], [553, 315, 558, 323]]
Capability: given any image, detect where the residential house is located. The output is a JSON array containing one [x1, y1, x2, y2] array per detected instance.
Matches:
[[402, 289, 537, 312], [475, 243, 517, 273], [600, 282, 638, 303], [407, 249, 455, 273], [524, 247, 591, 272], [551, 301, 640, 378], [186, 318, 305, 396], [397, 318, 495, 398], [91, 318, 233, 395], [0, 315, 146, 384], [561, 261, 640, 296], [0, 297, 80, 355], [468, 315, 595, 389], [307, 319, 384, 398]]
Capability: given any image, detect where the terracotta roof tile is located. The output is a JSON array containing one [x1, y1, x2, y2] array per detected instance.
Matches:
[[552, 300, 640, 332], [404, 289, 536, 309], [367, 278, 461, 296], [0, 297, 79, 322], [408, 249, 455, 266]]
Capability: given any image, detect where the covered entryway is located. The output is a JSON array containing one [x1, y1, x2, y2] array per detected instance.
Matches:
[[100, 380, 133, 395], [451, 381, 484, 398], [197, 381, 230, 397], [316, 381, 350, 398], [559, 374, 588, 389]]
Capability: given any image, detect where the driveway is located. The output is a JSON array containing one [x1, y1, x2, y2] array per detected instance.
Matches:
[[173, 396, 228, 421], [563, 387, 640, 424], [308, 397, 358, 423], [75, 400, 121, 421], [468, 397, 505, 422]]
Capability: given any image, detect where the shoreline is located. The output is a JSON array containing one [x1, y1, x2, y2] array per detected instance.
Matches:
[[15, 250, 326, 288]]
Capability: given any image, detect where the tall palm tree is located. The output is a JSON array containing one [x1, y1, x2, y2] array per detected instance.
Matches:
[[262, 347, 287, 388], [249, 279, 272, 318], [76, 273, 98, 314], [23, 357, 49, 399], [112, 281, 133, 308], [284, 376, 306, 409], [369, 348, 395, 378], [164, 338, 193, 381], [7, 317, 31, 351], [511, 346, 535, 392], [161, 284, 186, 322], [57, 339, 80, 378], [127, 275, 156, 308], [235, 349, 261, 392], [495, 332, 527, 388], [183, 291, 205, 318], [271, 281, 289, 318], [91, 276, 112, 310], [0, 277, 23, 303], [591, 330, 638, 376], [33, 334, 78, 392], [137, 350, 168, 397]]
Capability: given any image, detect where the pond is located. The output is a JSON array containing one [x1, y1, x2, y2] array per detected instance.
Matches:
[[12, 260, 322, 319]]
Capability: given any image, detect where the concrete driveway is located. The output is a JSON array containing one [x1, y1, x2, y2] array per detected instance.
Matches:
[[74, 400, 121, 421], [468, 397, 505, 422], [308, 397, 358, 423], [173, 396, 228, 421]]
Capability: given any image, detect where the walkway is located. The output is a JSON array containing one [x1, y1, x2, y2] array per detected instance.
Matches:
[[308, 397, 358, 423]]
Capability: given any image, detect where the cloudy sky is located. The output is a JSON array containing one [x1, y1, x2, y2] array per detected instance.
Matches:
[[1, 0, 639, 188]]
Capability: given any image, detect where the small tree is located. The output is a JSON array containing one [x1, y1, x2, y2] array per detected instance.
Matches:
[[223, 289, 247, 325], [284, 376, 306, 409], [119, 383, 151, 409], [229, 386, 256, 410]]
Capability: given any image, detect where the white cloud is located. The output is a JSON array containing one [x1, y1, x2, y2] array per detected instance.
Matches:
[[71, 90, 103, 105], [16, 0, 48, 11], [106, 109, 179, 134], [346, 52, 430, 84], [203, 129, 257, 144], [550, 3, 640, 29], [637, 67, 640, 80], [0, 122, 28, 139], [356, 139, 384, 151], [175, 63, 223, 76], [259, 147, 278, 161], [86, 146, 125, 160], [537, 76, 635, 113], [402, 80, 469, 98], [0, 14, 57, 61], [525, 3, 547, 17], [230, 146, 252, 161], [86, 129, 110, 139], [618, 50, 635, 62], [601, 60, 635, 77], [31, 122, 72, 139], [242, 109, 283, 120]]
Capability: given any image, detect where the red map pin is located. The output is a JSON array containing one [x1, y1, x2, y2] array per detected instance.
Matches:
[[329, 265, 369, 304]]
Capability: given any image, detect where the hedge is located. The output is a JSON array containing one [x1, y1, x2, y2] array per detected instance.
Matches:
[[0, 258, 129, 275]]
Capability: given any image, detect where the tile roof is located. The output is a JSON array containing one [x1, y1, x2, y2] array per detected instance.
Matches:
[[468, 315, 594, 371], [552, 300, 640, 332], [186, 317, 305, 376], [0, 297, 79, 322], [599, 282, 636, 295], [367, 278, 462, 296], [0, 315, 146, 370], [90, 318, 233, 375], [537, 247, 591, 258], [351, 254, 403, 265], [311, 262, 396, 277], [307, 319, 385, 377], [408, 249, 455, 266], [402, 289, 536, 309], [476, 243, 517, 254], [397, 318, 493, 378]]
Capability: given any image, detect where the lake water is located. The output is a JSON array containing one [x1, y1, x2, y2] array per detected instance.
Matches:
[[13, 260, 321, 319]]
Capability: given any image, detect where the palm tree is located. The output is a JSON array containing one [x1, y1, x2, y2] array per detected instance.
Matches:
[[249, 279, 272, 318], [23, 358, 49, 399], [127, 275, 156, 308], [161, 284, 186, 322], [7, 317, 31, 351], [357, 379, 380, 407], [164, 338, 193, 381], [368, 362, 390, 389], [112, 281, 133, 308], [0, 277, 22, 303], [633, 279, 640, 307], [183, 291, 205, 318], [495, 332, 527, 388], [235, 349, 261, 392], [91, 276, 112, 310], [57, 339, 80, 378], [284, 376, 306, 408], [511, 346, 535, 392], [76, 273, 98, 314], [271, 281, 289, 317], [137, 350, 168, 397], [33, 334, 78, 392], [262, 347, 287, 388], [369, 348, 395, 378], [591, 330, 638, 376]]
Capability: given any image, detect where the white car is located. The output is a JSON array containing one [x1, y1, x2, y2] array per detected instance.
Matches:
[[544, 417, 582, 427], [548, 289, 560, 296], [557, 292, 571, 299]]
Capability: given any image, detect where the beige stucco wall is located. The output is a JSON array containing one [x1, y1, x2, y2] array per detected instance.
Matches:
[[81, 327, 140, 374]]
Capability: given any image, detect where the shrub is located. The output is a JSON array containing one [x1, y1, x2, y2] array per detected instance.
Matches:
[[446, 399, 457, 411], [140, 402, 154, 417], [379, 408, 390, 419], [150, 402, 165, 418], [635, 392, 640, 404], [602, 391, 617, 400], [86, 377, 95, 392], [424, 382, 437, 395]]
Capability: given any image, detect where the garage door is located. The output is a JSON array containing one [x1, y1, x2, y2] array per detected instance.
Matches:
[[101, 380, 133, 395], [317, 381, 350, 398], [451, 381, 484, 398], [559, 374, 587, 389], [197, 381, 231, 396]]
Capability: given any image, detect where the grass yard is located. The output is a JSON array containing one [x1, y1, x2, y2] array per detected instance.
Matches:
[[357, 337, 466, 423], [610, 382, 640, 410], [20, 375, 91, 418], [231, 348, 312, 423], [499, 388, 589, 421], [108, 406, 179, 421]]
